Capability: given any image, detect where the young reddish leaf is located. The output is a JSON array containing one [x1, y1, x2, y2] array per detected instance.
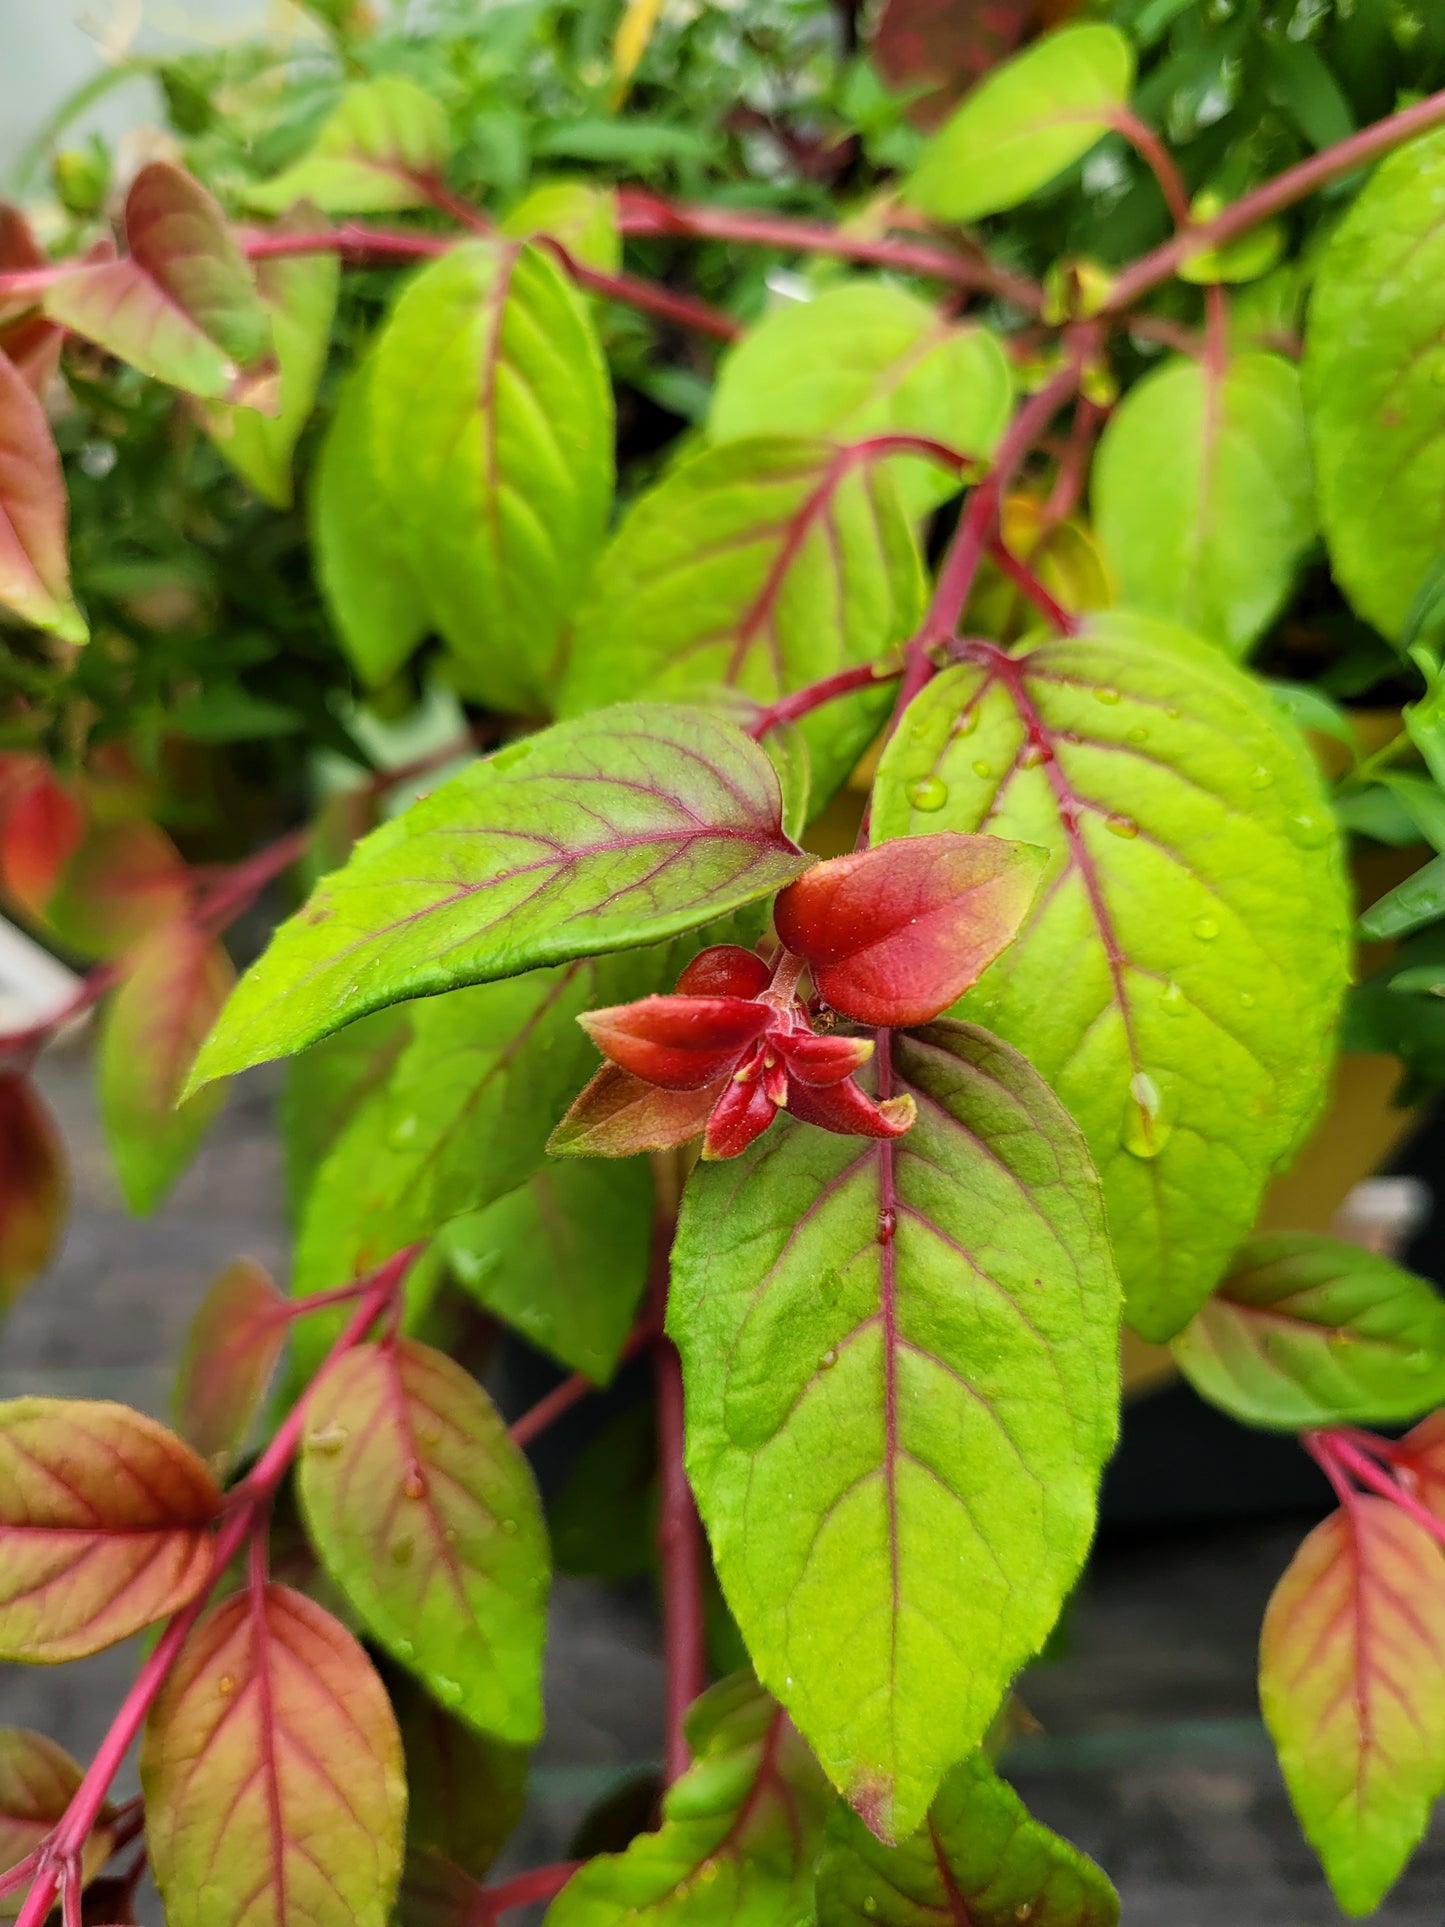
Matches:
[[549, 1062, 723, 1158], [0, 763, 83, 915], [0, 1398, 221, 1660], [581, 995, 770, 1090], [45, 163, 274, 404], [0, 1077, 66, 1313], [0, 206, 62, 393], [0, 1727, 114, 1913], [0, 352, 85, 646], [675, 944, 772, 999], [42, 817, 189, 960], [174, 1258, 288, 1471], [142, 1584, 406, 1927], [1260, 1498, 1445, 1915], [99, 919, 235, 1215], [773, 833, 1045, 1027], [298, 1338, 549, 1743], [546, 1674, 831, 1927]]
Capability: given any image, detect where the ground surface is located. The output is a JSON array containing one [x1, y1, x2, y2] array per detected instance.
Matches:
[[5, 1045, 1444, 1923]]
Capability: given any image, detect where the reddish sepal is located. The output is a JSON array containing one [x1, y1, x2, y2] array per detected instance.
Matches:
[[785, 1076, 917, 1140], [580, 995, 769, 1090], [773, 1029, 875, 1086], [675, 944, 773, 1000], [703, 1073, 778, 1161]]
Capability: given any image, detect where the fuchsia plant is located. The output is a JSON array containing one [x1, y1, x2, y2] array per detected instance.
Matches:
[[7, 12, 1445, 1925]]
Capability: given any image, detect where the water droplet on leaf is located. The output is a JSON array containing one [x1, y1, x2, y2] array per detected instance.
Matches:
[[908, 775, 949, 812], [388, 1113, 420, 1148], [952, 707, 979, 738], [1094, 686, 1121, 705], [1248, 765, 1274, 790], [1105, 813, 1138, 839], [392, 1536, 414, 1566], [1160, 980, 1186, 1016], [308, 1423, 349, 1456], [820, 1348, 839, 1371], [500, 1518, 519, 1537], [971, 759, 992, 779], [1121, 1072, 1175, 1160], [403, 1466, 427, 1500], [1192, 915, 1219, 940], [1021, 740, 1052, 768]]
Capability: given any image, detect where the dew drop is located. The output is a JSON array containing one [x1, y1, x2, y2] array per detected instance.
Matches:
[[952, 707, 980, 738], [1105, 812, 1138, 839], [436, 1677, 462, 1704], [391, 1535, 414, 1566], [1126, 725, 1149, 744], [1288, 811, 1331, 849], [862, 1900, 878, 1918], [500, 1518, 519, 1537], [1021, 740, 1052, 768], [1121, 1072, 1176, 1160], [388, 1113, 420, 1148], [819, 1349, 839, 1372], [907, 775, 949, 812], [308, 1422, 349, 1456], [971, 759, 992, 779], [1094, 686, 1121, 705], [1247, 765, 1274, 791], [1160, 979, 1186, 1016], [1239, 990, 1255, 1008], [395, 1637, 416, 1661], [218, 1673, 236, 1697], [403, 1466, 427, 1501], [1192, 915, 1220, 941]]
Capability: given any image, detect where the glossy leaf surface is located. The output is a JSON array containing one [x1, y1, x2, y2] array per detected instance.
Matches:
[[871, 614, 1349, 1340], [368, 240, 612, 711], [0, 1398, 220, 1660], [299, 1338, 549, 1743], [99, 919, 234, 1215], [0, 349, 85, 645], [1305, 124, 1445, 639], [1260, 1499, 1445, 1915], [546, 1674, 831, 1927], [45, 163, 273, 402], [281, 1006, 411, 1221], [142, 1584, 406, 1927], [0, 1076, 66, 1313], [0, 1728, 113, 1915], [188, 705, 808, 1087], [671, 1022, 1119, 1840], [562, 437, 923, 803], [1173, 1233, 1445, 1431], [1093, 353, 1314, 659], [816, 1752, 1118, 1926], [443, 1157, 652, 1381], [710, 285, 1011, 514], [248, 77, 451, 215], [903, 25, 1134, 223], [174, 1258, 287, 1470]]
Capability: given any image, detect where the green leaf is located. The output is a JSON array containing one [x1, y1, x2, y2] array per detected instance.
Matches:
[[0, 1726, 115, 1904], [280, 1005, 412, 1220], [709, 284, 1011, 515], [1173, 1232, 1445, 1431], [1358, 853, 1445, 941], [247, 77, 451, 215], [1266, 679, 1355, 751], [550, 1406, 656, 1580], [387, 1663, 527, 1882], [200, 205, 338, 509], [443, 1157, 652, 1382], [1093, 353, 1315, 658], [1383, 774, 1445, 854], [902, 24, 1134, 224], [561, 438, 923, 803], [870, 614, 1350, 1341], [46, 162, 273, 403], [816, 1752, 1119, 1926], [544, 1673, 831, 1927], [0, 348, 86, 645], [311, 350, 431, 688], [502, 181, 620, 274], [670, 1022, 1120, 1840], [1304, 123, 1445, 640], [367, 240, 612, 712], [187, 704, 808, 1090], [299, 1337, 549, 1744]]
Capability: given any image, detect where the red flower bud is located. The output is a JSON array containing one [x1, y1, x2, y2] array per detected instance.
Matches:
[[675, 944, 772, 999], [579, 995, 769, 1090]]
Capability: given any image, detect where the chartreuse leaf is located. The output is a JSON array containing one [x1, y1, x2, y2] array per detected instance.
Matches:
[[671, 1022, 1119, 1841], [0, 1075, 66, 1313], [562, 438, 923, 803], [0, 349, 86, 645], [99, 919, 233, 1215], [1304, 124, 1445, 641], [298, 1338, 549, 1744], [1261, 1499, 1445, 1915], [0, 1399, 220, 1660], [502, 180, 620, 273], [187, 704, 808, 1090], [142, 1585, 406, 1927], [871, 613, 1350, 1341], [1093, 354, 1314, 658], [1173, 1233, 1445, 1431], [545, 1673, 831, 1927], [0, 1728, 114, 1908], [386, 1663, 527, 1883], [201, 205, 338, 508], [368, 240, 612, 712], [816, 1752, 1118, 1926], [709, 284, 1012, 515], [281, 1006, 411, 1220], [443, 1156, 652, 1381], [45, 163, 273, 403], [247, 76, 451, 215], [903, 24, 1134, 223], [174, 1258, 287, 1471]]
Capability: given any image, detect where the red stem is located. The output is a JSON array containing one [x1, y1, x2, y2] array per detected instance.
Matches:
[[1110, 110, 1191, 229], [1319, 1431, 1445, 1552], [1043, 397, 1103, 529], [470, 1861, 582, 1921], [986, 538, 1077, 635], [534, 234, 739, 340], [12, 1244, 421, 1927], [655, 1331, 706, 1784], [507, 1321, 658, 1449], [747, 660, 902, 738]]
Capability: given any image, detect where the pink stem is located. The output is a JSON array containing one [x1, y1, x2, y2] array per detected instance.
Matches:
[[1321, 1431, 1445, 1552], [655, 1328, 707, 1785], [1043, 397, 1104, 529], [533, 234, 739, 340], [1110, 110, 1191, 228], [747, 660, 902, 738], [471, 1861, 582, 1921], [1303, 1429, 1360, 1513], [986, 538, 1077, 634], [848, 431, 974, 473], [11, 1244, 421, 1927], [507, 1321, 658, 1450]]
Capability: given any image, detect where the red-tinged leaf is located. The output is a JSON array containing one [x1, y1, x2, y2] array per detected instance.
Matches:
[[0, 1727, 114, 1915], [0, 763, 83, 915], [0, 1397, 221, 1661], [1396, 1410, 1445, 1519], [99, 919, 235, 1214], [1260, 1498, 1445, 1915], [174, 1258, 288, 1471], [580, 995, 769, 1091], [141, 1584, 406, 1927], [873, 0, 1036, 128], [298, 1338, 549, 1743], [676, 944, 772, 999], [42, 817, 189, 960], [549, 1062, 723, 1158], [784, 1076, 915, 1141], [0, 1076, 66, 1313], [773, 1030, 874, 1086], [44, 163, 274, 404], [773, 832, 1046, 1027], [0, 207, 61, 392], [0, 352, 85, 646]]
